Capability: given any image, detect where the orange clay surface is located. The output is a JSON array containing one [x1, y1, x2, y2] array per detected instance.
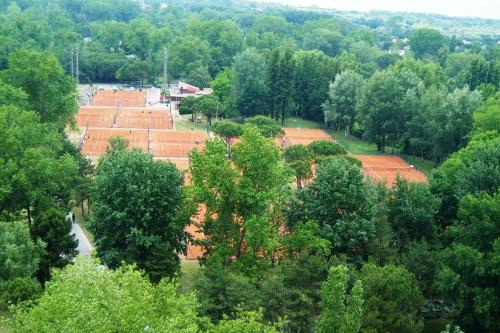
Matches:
[[282, 128, 334, 146], [183, 205, 206, 260], [76, 107, 116, 128], [354, 155, 428, 187], [81, 129, 206, 159], [115, 109, 173, 129], [80, 128, 149, 156], [92, 90, 147, 107], [149, 131, 207, 158]]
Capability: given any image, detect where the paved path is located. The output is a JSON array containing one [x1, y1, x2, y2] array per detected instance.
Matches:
[[67, 213, 93, 256]]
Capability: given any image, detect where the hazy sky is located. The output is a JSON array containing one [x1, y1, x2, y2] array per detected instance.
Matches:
[[257, 0, 500, 20]]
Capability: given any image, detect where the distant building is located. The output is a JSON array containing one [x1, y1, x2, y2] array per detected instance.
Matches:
[[169, 82, 213, 107]]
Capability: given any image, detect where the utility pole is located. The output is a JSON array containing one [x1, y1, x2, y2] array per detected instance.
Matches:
[[69, 48, 74, 78], [75, 46, 79, 85], [163, 47, 168, 91]]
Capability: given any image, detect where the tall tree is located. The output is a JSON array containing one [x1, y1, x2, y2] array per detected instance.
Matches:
[[435, 191, 500, 332], [89, 139, 188, 282], [1, 49, 77, 128], [245, 115, 284, 138], [267, 48, 295, 123], [0, 221, 42, 309], [0, 221, 43, 283], [473, 93, 500, 133], [293, 50, 336, 121], [193, 94, 223, 129], [287, 158, 375, 259], [409, 28, 447, 60], [358, 69, 422, 152], [186, 63, 212, 89], [211, 68, 238, 118], [212, 120, 243, 152], [323, 70, 364, 136], [189, 126, 292, 269], [0, 104, 78, 223], [233, 48, 268, 117], [360, 263, 425, 333], [430, 131, 500, 227], [282, 144, 314, 189], [317, 265, 364, 333], [387, 177, 439, 250], [30, 207, 78, 282], [7, 256, 201, 332]]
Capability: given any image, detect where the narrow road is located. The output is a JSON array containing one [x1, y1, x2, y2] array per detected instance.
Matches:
[[68, 213, 93, 256]]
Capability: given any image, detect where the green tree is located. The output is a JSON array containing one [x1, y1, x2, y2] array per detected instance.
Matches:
[[317, 265, 363, 333], [409, 28, 447, 60], [212, 120, 243, 152], [390, 59, 444, 88], [1, 49, 77, 128], [435, 191, 500, 332], [445, 53, 498, 90], [169, 35, 212, 79], [323, 70, 364, 136], [30, 207, 78, 282], [179, 95, 197, 119], [400, 240, 439, 297], [233, 48, 268, 117], [473, 93, 500, 133], [0, 221, 43, 309], [189, 126, 291, 269], [210, 310, 279, 333], [287, 158, 375, 259], [211, 68, 237, 117], [0, 105, 78, 223], [267, 48, 295, 123], [0, 78, 29, 109], [245, 115, 284, 138], [308, 140, 347, 158], [89, 139, 188, 282], [0, 221, 43, 283], [282, 144, 314, 189], [360, 263, 425, 333], [115, 59, 151, 84], [430, 131, 500, 226], [193, 94, 223, 129], [293, 50, 336, 121], [387, 177, 439, 250], [186, 63, 212, 89], [304, 29, 345, 57], [358, 69, 422, 152], [7, 256, 201, 333], [195, 264, 261, 322]]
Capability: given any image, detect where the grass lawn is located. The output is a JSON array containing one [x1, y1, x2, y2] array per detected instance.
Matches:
[[284, 117, 322, 129], [400, 154, 435, 176], [179, 261, 201, 293], [0, 310, 12, 333], [175, 114, 214, 133], [72, 206, 94, 245]]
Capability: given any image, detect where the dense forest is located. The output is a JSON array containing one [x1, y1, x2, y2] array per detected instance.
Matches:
[[0, 0, 499, 332]]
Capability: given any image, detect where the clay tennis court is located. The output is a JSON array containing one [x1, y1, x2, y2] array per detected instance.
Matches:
[[116, 109, 173, 129], [183, 205, 206, 260], [354, 155, 428, 187], [149, 131, 207, 158], [76, 107, 116, 128], [80, 128, 149, 156], [282, 128, 335, 147], [92, 90, 147, 107], [76, 107, 173, 130]]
